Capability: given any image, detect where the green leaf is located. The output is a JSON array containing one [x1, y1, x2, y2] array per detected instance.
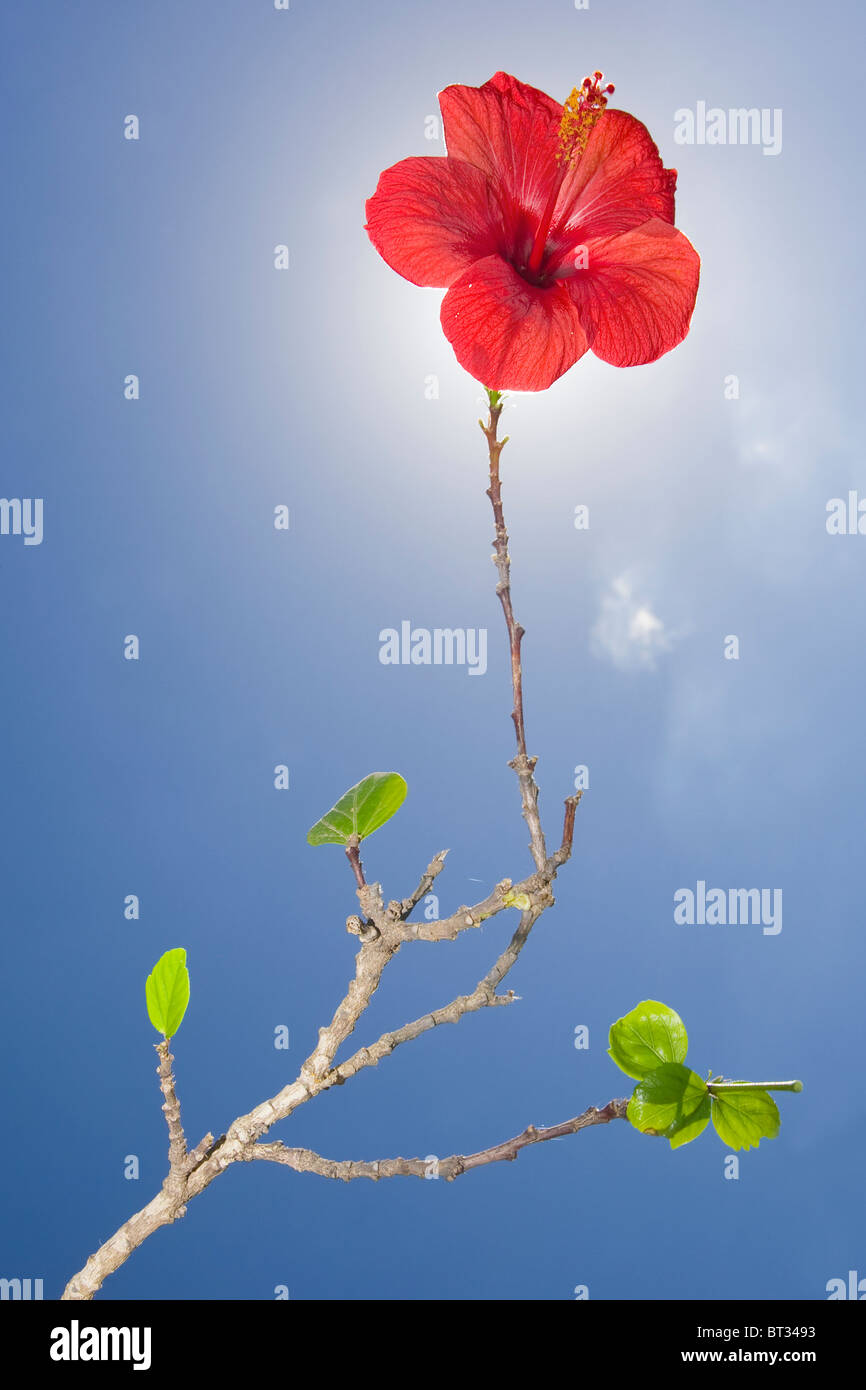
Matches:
[[669, 1094, 712, 1149], [306, 772, 408, 847], [146, 948, 190, 1038], [627, 1063, 710, 1149], [711, 1089, 780, 1151], [608, 1000, 689, 1081]]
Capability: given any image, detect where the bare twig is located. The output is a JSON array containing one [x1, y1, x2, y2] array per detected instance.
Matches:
[[328, 973, 517, 1087], [396, 867, 540, 943], [155, 1041, 188, 1182], [550, 792, 582, 868], [400, 849, 449, 918], [248, 1099, 630, 1181], [481, 397, 547, 872]]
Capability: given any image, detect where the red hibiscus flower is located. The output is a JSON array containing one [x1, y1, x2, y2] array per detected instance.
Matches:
[[366, 71, 700, 391]]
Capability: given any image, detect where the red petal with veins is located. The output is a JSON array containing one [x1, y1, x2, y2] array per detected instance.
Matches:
[[440, 254, 589, 391], [566, 219, 701, 366], [555, 109, 677, 244], [439, 72, 561, 221], [365, 155, 503, 288]]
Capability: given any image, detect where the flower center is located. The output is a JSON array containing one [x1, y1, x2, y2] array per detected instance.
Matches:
[[526, 72, 614, 279]]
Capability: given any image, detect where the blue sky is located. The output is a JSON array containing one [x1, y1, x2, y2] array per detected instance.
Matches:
[[1, 0, 863, 1300]]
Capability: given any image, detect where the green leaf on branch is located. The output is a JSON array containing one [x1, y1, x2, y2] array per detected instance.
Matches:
[[486, 388, 502, 408], [627, 1063, 710, 1148], [669, 1093, 712, 1149], [306, 772, 408, 847], [608, 1000, 689, 1080], [710, 1089, 780, 1151], [145, 948, 190, 1038]]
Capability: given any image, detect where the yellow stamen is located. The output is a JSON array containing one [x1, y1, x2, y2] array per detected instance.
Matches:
[[557, 71, 614, 165], [526, 70, 615, 278]]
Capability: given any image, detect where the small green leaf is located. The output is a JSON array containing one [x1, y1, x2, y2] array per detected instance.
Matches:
[[306, 772, 408, 847], [146, 948, 190, 1038], [711, 1089, 780, 1151], [486, 388, 502, 408], [669, 1094, 712, 1149], [608, 1000, 689, 1080], [627, 1063, 709, 1148]]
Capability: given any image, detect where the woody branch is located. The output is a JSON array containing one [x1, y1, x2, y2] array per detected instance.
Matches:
[[482, 395, 547, 872], [61, 395, 586, 1301], [247, 1100, 630, 1182]]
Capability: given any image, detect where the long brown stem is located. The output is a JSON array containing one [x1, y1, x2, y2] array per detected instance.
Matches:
[[249, 1099, 630, 1182], [481, 395, 547, 871]]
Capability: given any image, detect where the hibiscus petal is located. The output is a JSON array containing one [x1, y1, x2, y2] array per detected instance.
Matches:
[[440, 253, 588, 391], [566, 219, 700, 367], [365, 155, 503, 288], [552, 110, 677, 256], [439, 72, 561, 224]]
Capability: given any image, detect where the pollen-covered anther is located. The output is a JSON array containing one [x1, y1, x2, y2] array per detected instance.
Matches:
[[557, 71, 615, 164]]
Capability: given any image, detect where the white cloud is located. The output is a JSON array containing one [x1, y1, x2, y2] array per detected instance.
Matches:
[[591, 573, 676, 672]]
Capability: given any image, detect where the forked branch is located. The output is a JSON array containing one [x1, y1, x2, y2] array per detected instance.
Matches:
[[61, 395, 591, 1301]]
